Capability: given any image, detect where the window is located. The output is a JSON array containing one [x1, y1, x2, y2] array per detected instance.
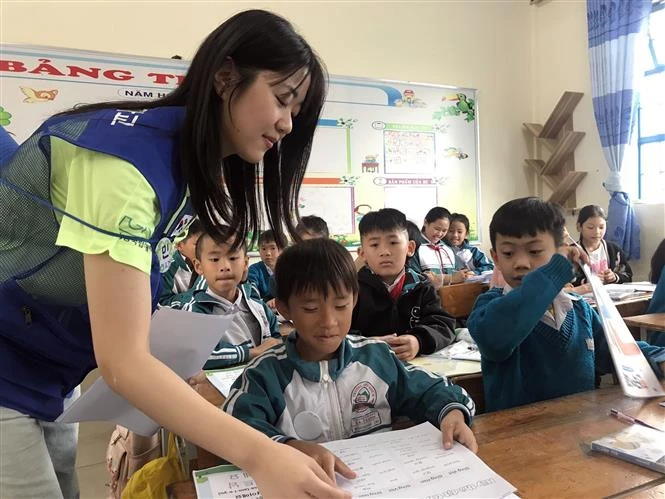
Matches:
[[635, 1, 665, 202]]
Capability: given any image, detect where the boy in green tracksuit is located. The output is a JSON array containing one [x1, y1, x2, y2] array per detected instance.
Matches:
[[170, 228, 281, 368], [159, 218, 204, 306], [224, 238, 476, 481]]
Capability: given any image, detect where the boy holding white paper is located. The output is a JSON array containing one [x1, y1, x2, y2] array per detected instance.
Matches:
[[224, 239, 477, 482], [468, 198, 665, 412]]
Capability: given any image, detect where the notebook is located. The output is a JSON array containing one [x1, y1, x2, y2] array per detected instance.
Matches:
[[591, 424, 665, 473]]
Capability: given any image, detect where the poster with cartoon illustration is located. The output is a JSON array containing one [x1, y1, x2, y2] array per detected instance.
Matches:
[[583, 264, 665, 398], [1, 45, 481, 248]]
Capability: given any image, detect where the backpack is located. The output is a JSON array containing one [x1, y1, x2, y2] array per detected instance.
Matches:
[[105, 426, 163, 499]]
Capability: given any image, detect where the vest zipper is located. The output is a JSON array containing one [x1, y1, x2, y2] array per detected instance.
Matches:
[[22, 306, 32, 326]]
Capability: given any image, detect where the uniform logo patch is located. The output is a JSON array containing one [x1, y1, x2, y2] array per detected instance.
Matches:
[[350, 381, 381, 434]]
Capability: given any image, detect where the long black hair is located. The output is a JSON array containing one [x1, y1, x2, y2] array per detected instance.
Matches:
[[651, 238, 665, 285], [576, 205, 606, 226], [59, 10, 327, 249]]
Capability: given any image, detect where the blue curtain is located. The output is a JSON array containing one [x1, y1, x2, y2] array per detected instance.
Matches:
[[586, 0, 651, 261]]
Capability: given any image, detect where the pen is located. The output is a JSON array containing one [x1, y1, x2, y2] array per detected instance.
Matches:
[[610, 408, 664, 432]]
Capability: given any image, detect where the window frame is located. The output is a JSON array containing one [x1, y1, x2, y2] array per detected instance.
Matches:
[[636, 1, 664, 201]]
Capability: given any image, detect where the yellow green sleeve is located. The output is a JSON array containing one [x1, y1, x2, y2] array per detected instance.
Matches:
[[50, 137, 160, 274]]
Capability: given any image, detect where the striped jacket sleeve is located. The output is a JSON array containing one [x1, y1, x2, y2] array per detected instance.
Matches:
[[204, 340, 251, 369], [470, 246, 494, 274], [388, 351, 475, 427], [223, 349, 290, 441]]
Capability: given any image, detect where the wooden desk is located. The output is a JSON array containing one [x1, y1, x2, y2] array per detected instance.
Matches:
[[410, 355, 484, 413], [611, 482, 665, 499], [474, 384, 665, 499], [624, 313, 665, 341], [170, 385, 665, 499]]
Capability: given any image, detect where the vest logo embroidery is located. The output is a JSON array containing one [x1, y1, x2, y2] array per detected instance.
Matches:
[[110, 109, 146, 127], [350, 381, 381, 434], [156, 237, 174, 274]]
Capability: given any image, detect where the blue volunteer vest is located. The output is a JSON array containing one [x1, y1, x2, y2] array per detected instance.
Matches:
[[0, 106, 194, 420]]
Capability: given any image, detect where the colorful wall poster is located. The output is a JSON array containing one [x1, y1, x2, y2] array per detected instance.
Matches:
[[1, 46, 481, 247]]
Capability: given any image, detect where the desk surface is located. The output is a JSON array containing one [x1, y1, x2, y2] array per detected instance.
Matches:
[[170, 385, 665, 499], [410, 354, 481, 378], [590, 292, 653, 317], [474, 384, 665, 498], [624, 313, 665, 331]]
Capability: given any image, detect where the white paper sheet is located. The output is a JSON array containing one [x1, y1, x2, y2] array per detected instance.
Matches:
[[193, 423, 516, 499], [583, 264, 665, 398], [57, 308, 232, 435], [465, 272, 492, 284], [431, 340, 481, 362], [205, 366, 245, 398], [604, 282, 656, 293]]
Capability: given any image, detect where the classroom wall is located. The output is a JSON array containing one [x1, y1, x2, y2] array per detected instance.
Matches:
[[4, 1, 660, 271], [1, 1, 533, 250], [531, 0, 665, 280]]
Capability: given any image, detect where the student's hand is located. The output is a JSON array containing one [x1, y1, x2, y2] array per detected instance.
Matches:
[[423, 271, 444, 288], [569, 283, 592, 294], [463, 270, 476, 278], [439, 409, 477, 453], [266, 298, 277, 312], [557, 245, 590, 268], [250, 338, 282, 358], [188, 371, 226, 407], [286, 439, 356, 484], [383, 334, 420, 361], [600, 269, 617, 284], [250, 440, 352, 498]]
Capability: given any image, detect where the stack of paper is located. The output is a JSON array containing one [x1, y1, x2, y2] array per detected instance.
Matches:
[[57, 308, 232, 436], [193, 423, 516, 498], [465, 272, 493, 284], [432, 340, 481, 362]]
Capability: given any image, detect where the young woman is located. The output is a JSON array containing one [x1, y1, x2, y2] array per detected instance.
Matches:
[[414, 207, 466, 286], [572, 205, 633, 286], [0, 10, 349, 499]]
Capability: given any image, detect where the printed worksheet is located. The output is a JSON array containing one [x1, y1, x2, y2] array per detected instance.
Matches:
[[205, 366, 245, 398], [193, 423, 516, 498]]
